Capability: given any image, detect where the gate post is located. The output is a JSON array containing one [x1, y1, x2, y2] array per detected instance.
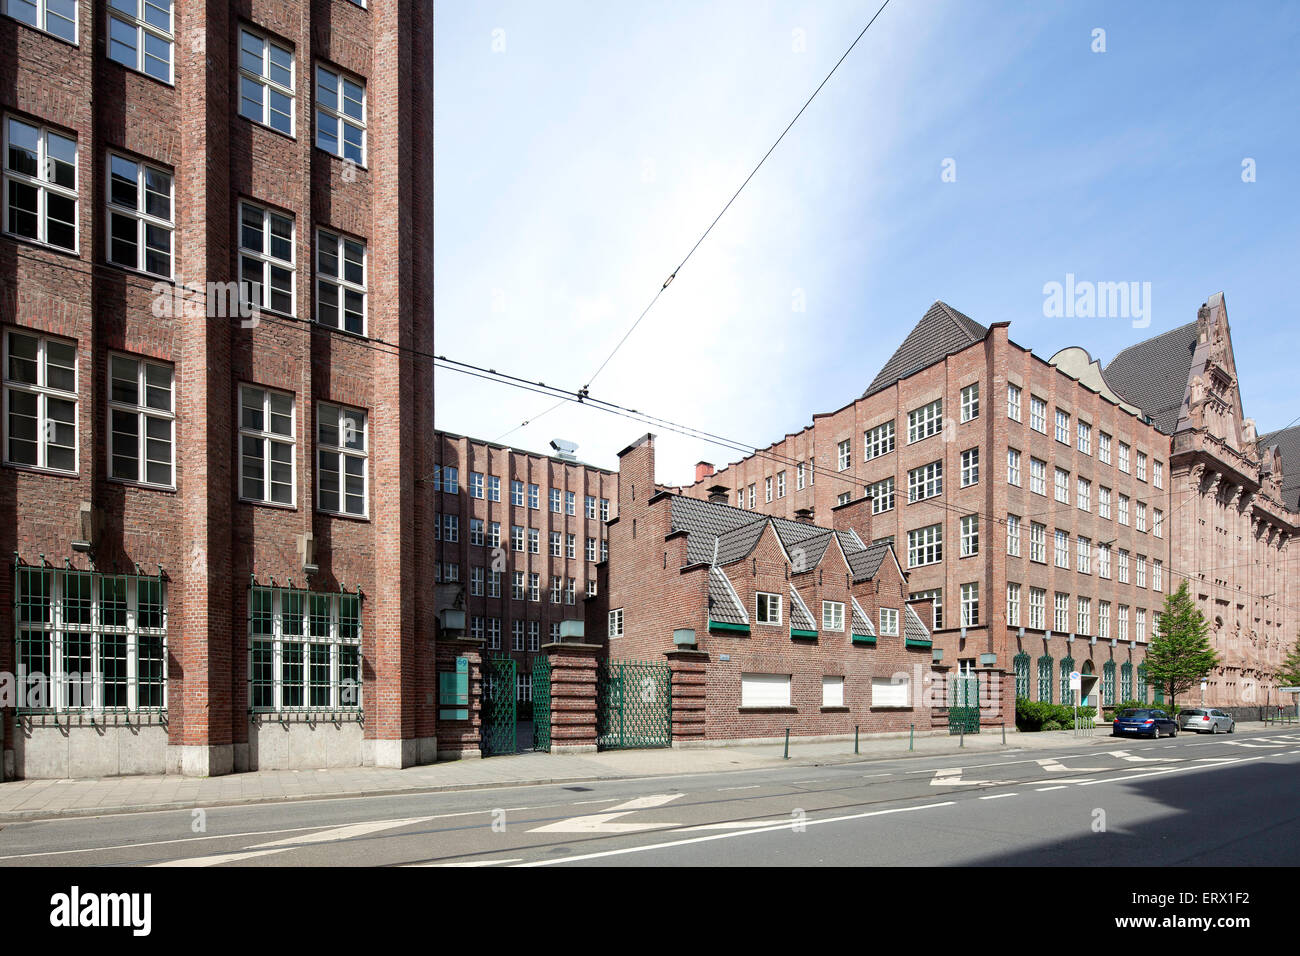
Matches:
[[543, 642, 601, 754], [435, 636, 485, 760], [664, 649, 708, 745]]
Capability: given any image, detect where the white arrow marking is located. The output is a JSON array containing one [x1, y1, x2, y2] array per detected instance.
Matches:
[[154, 815, 442, 866], [1037, 758, 1109, 773], [1108, 750, 1182, 763], [529, 793, 684, 833], [930, 768, 1016, 787]]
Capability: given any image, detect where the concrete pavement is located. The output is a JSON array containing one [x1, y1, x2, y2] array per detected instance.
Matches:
[[0, 722, 1274, 822]]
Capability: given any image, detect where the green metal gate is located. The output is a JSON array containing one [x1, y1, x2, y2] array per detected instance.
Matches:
[[596, 659, 671, 750], [532, 655, 551, 753], [948, 673, 980, 735], [482, 657, 517, 756]]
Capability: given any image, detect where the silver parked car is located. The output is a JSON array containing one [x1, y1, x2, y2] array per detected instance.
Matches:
[[1179, 708, 1235, 733]]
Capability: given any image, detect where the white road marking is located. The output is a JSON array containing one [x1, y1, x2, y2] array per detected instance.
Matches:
[[528, 793, 685, 834], [513, 801, 957, 866], [152, 848, 293, 867], [1036, 758, 1109, 773], [682, 820, 791, 831], [1077, 754, 1268, 786], [250, 816, 437, 849], [1035, 786, 1067, 792], [415, 858, 522, 868], [1108, 750, 1182, 763], [716, 786, 761, 792], [979, 793, 1017, 800], [931, 768, 1016, 787]]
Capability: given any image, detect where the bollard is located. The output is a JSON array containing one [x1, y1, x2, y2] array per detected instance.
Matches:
[[784, 728, 789, 760], [854, 725, 859, 755], [909, 723, 914, 751], [960, 727, 965, 748], [1001, 723, 1006, 745]]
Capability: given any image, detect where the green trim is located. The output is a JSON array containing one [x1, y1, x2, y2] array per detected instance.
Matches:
[[852, 634, 877, 646], [708, 620, 750, 634], [905, 638, 933, 648], [790, 629, 818, 640]]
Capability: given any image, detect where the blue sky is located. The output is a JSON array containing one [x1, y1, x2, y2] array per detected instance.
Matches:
[[434, 0, 1300, 482]]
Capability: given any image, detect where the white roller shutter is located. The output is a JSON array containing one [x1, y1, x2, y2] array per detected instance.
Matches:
[[872, 676, 910, 708], [741, 672, 791, 707], [822, 676, 844, 707]]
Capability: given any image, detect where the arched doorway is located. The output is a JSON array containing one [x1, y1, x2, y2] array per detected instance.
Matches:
[[1079, 660, 1098, 711]]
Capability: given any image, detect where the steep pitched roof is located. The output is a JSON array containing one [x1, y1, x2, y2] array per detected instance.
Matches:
[[788, 585, 816, 631], [846, 540, 892, 583], [669, 495, 842, 568], [905, 605, 932, 644], [1102, 321, 1199, 434], [850, 597, 875, 637], [863, 301, 988, 398], [1260, 424, 1300, 511], [707, 566, 749, 625]]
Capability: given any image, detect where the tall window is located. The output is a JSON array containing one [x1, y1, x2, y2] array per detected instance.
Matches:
[[1006, 514, 1021, 556], [1076, 536, 1091, 574], [4, 329, 77, 472], [528, 483, 540, 509], [240, 201, 295, 315], [1028, 588, 1045, 630], [239, 385, 295, 505], [317, 402, 366, 516], [1007, 584, 1021, 628], [1007, 447, 1021, 486], [960, 383, 979, 422], [3, 0, 76, 42], [960, 447, 979, 486], [868, 476, 894, 514], [960, 515, 979, 556], [238, 27, 295, 134], [1029, 396, 1046, 434], [550, 488, 562, 513], [908, 460, 943, 502], [107, 153, 172, 277], [3, 116, 77, 250], [315, 64, 365, 163], [316, 229, 366, 335], [1098, 431, 1112, 464], [1054, 529, 1069, 568], [608, 607, 624, 638], [107, 0, 173, 83], [764, 476, 772, 502], [1053, 592, 1069, 632], [1077, 596, 1091, 636], [1118, 441, 1130, 473], [1054, 409, 1069, 444], [960, 583, 979, 627], [864, 420, 895, 460], [1077, 477, 1091, 512], [108, 353, 173, 487], [837, 438, 851, 471], [15, 566, 167, 712], [1030, 458, 1046, 495], [1077, 420, 1091, 455], [1006, 383, 1022, 422], [1054, 467, 1070, 503], [907, 524, 942, 567], [249, 586, 361, 712], [909, 589, 942, 628], [1029, 522, 1046, 563], [907, 400, 942, 443]]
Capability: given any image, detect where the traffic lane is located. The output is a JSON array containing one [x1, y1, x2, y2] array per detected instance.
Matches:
[[556, 751, 1300, 867], [2, 726, 1296, 866]]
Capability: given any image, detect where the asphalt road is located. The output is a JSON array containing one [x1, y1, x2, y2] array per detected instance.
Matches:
[[3, 725, 1299, 867]]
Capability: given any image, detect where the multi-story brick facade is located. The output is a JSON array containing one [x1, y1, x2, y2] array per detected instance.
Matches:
[[681, 296, 1298, 714], [430, 432, 616, 696], [587, 434, 970, 744], [0, 1, 435, 777]]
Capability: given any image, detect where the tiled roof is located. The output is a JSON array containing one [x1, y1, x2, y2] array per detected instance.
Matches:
[[1102, 321, 1198, 434], [789, 585, 816, 631], [850, 597, 875, 636], [714, 522, 768, 566], [905, 605, 931, 644], [707, 567, 749, 625], [863, 301, 988, 398], [669, 495, 848, 569], [1260, 424, 1300, 511], [846, 541, 892, 583]]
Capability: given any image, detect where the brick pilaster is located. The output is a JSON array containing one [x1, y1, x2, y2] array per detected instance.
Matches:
[[664, 649, 708, 743], [435, 637, 484, 760], [544, 642, 600, 753]]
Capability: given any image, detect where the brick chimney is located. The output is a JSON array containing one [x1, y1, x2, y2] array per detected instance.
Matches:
[[695, 461, 715, 482], [616, 433, 656, 513], [793, 507, 815, 525], [706, 484, 730, 505], [830, 494, 872, 542]]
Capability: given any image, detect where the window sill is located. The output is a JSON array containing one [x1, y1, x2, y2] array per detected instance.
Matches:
[[3, 460, 79, 479], [820, 706, 850, 713], [110, 476, 177, 494], [3, 16, 80, 48], [241, 117, 298, 143], [238, 497, 298, 511], [738, 706, 797, 714], [318, 508, 370, 523], [2, 231, 81, 259], [317, 147, 369, 172], [249, 710, 363, 724], [19, 710, 168, 726]]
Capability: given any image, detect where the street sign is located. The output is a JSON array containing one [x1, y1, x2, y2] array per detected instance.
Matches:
[[1070, 671, 1081, 690]]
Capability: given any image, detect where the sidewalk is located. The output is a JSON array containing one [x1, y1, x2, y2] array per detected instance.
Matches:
[[0, 722, 1277, 821]]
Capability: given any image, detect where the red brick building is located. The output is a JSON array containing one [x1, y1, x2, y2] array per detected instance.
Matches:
[[1, 1, 435, 776], [681, 296, 1297, 716], [430, 432, 616, 700], [588, 434, 967, 743]]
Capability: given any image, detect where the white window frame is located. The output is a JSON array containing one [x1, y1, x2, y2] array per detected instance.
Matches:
[[314, 62, 366, 164], [864, 420, 895, 460], [3, 115, 78, 252], [1007, 447, 1021, 486], [1029, 522, 1046, 563], [107, 352, 174, 488], [908, 460, 943, 502], [315, 228, 367, 335], [1006, 383, 1022, 422], [960, 447, 979, 487], [907, 399, 943, 443], [907, 524, 942, 568], [608, 607, 624, 638], [879, 607, 899, 637], [316, 402, 367, 517], [837, 438, 851, 471], [3, 0, 76, 42], [239, 384, 296, 506], [960, 582, 979, 627], [822, 601, 845, 632], [1030, 458, 1046, 495], [4, 329, 78, 473], [1029, 396, 1046, 434], [1077, 420, 1091, 455], [238, 25, 295, 135], [248, 586, 361, 713], [756, 592, 782, 626], [107, 0, 173, 84], [105, 152, 173, 278], [1006, 582, 1021, 627], [1054, 408, 1070, 444], [868, 476, 894, 514], [1077, 477, 1091, 512], [1006, 514, 1021, 556], [239, 200, 296, 316], [960, 382, 979, 422], [960, 514, 979, 556]]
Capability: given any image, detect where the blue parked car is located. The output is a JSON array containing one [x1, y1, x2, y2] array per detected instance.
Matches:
[[1112, 708, 1179, 738]]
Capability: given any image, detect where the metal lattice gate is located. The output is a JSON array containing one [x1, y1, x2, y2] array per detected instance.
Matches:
[[482, 657, 517, 756], [597, 660, 672, 750], [948, 673, 980, 735], [532, 655, 551, 752]]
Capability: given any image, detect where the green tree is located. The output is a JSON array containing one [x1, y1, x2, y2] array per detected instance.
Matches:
[[1145, 581, 1219, 711], [1276, 634, 1300, 688]]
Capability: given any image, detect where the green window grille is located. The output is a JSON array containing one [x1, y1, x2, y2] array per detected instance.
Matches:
[[248, 580, 363, 716], [1060, 655, 1074, 704], [1120, 662, 1133, 702], [13, 561, 168, 713], [1037, 654, 1054, 704], [1136, 662, 1149, 704], [1013, 652, 1031, 700], [1102, 660, 1116, 706]]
